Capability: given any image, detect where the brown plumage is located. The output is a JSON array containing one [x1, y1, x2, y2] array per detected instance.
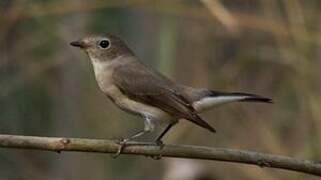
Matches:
[[112, 60, 216, 133], [70, 33, 271, 147]]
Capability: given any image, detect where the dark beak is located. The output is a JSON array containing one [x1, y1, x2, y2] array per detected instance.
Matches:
[[70, 41, 86, 48]]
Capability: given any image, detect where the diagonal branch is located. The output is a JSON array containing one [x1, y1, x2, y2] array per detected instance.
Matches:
[[0, 134, 320, 176], [200, 0, 240, 34]]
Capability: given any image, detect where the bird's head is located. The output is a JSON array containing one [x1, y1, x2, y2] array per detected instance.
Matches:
[[70, 33, 134, 62]]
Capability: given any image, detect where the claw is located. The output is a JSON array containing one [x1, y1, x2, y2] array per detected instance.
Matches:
[[154, 140, 164, 149], [144, 140, 164, 160], [112, 139, 128, 158], [150, 154, 162, 160], [112, 138, 165, 158]]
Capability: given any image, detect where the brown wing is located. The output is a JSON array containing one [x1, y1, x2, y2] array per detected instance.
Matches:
[[112, 61, 216, 133]]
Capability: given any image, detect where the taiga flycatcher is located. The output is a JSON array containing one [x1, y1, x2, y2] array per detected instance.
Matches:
[[70, 33, 272, 156]]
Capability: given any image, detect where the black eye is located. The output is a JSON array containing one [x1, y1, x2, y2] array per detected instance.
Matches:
[[99, 40, 110, 49]]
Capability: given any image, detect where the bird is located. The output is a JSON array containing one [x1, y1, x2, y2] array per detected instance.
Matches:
[[70, 33, 272, 156]]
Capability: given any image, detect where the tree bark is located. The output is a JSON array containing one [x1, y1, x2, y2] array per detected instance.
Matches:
[[0, 134, 320, 176]]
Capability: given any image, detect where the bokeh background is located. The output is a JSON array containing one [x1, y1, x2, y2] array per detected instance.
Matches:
[[1, 0, 321, 179]]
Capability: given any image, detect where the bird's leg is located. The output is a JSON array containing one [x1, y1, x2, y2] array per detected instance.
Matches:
[[154, 123, 174, 147], [113, 130, 149, 158], [120, 130, 147, 143], [113, 117, 155, 158], [145, 123, 175, 160]]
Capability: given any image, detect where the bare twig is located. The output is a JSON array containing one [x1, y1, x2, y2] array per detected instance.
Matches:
[[0, 134, 320, 176]]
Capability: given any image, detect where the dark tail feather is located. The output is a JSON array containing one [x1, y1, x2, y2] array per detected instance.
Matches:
[[210, 91, 273, 103], [230, 92, 272, 103]]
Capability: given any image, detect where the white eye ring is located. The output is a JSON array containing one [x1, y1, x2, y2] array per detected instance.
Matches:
[[99, 40, 110, 49]]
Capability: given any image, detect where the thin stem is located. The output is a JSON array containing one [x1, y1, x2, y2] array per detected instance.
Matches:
[[0, 134, 320, 177]]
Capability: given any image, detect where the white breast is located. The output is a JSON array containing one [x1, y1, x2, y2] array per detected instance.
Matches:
[[90, 58, 115, 93], [106, 85, 174, 124], [90, 57, 173, 123]]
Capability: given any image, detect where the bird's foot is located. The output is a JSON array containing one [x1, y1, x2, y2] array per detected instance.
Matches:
[[112, 139, 165, 159], [148, 154, 163, 160], [112, 138, 129, 158], [144, 140, 164, 160], [154, 140, 164, 149]]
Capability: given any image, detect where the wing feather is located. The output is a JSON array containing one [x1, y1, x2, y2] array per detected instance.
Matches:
[[112, 61, 216, 133]]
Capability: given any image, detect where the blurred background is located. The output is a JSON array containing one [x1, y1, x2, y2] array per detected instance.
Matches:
[[0, 0, 320, 179]]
